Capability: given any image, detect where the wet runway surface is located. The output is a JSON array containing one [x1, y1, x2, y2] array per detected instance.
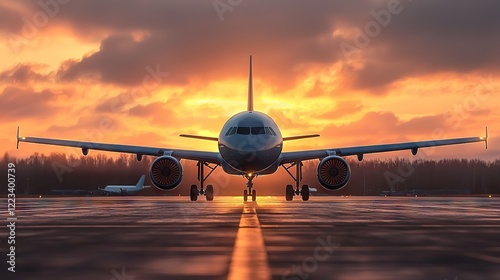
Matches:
[[2, 196, 500, 280]]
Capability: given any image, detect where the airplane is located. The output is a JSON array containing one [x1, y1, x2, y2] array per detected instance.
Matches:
[[16, 55, 488, 202], [99, 175, 150, 195]]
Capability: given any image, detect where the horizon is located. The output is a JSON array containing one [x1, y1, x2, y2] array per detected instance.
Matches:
[[3, 153, 498, 196]]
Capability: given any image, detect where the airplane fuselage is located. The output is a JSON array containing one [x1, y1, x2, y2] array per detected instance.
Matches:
[[101, 186, 142, 194], [218, 111, 283, 175]]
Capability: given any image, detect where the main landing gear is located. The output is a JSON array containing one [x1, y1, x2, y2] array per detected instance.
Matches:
[[190, 161, 218, 202], [282, 161, 309, 201], [243, 173, 257, 202]]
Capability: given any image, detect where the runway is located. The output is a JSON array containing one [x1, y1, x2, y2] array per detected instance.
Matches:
[[2, 196, 500, 280]]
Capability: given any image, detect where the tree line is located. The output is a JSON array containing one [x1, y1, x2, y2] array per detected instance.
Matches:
[[1, 152, 499, 196]]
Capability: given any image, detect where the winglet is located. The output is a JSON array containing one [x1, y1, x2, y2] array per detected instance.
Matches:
[[247, 55, 253, 111], [16, 126, 20, 149], [485, 126, 488, 149]]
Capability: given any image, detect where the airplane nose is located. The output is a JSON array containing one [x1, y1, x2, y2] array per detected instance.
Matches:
[[237, 150, 258, 160]]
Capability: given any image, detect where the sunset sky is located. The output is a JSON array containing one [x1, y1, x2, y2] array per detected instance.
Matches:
[[1, 0, 498, 161]]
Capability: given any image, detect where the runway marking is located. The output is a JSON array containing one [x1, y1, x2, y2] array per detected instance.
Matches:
[[227, 202, 271, 280]]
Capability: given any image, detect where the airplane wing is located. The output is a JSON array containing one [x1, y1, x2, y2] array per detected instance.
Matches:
[[16, 128, 220, 164], [280, 130, 488, 164]]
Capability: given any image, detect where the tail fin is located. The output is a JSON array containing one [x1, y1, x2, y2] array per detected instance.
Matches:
[[136, 175, 146, 188], [247, 55, 253, 111]]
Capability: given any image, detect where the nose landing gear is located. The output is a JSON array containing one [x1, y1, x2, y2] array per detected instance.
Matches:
[[243, 173, 257, 202]]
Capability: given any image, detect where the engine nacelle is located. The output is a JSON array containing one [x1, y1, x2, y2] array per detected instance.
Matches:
[[150, 156, 182, 190], [317, 156, 351, 190]]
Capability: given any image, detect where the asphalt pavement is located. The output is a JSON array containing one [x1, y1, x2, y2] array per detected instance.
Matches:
[[1, 196, 500, 280]]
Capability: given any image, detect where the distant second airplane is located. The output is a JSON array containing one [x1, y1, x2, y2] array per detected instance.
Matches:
[[17, 56, 488, 202], [99, 175, 149, 195]]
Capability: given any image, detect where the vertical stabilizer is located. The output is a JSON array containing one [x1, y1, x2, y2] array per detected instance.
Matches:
[[247, 55, 253, 111], [136, 175, 146, 188]]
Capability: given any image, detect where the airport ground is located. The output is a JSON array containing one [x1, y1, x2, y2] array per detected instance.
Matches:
[[1, 196, 500, 280]]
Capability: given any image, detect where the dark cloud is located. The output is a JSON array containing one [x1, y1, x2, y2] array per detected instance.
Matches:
[[348, 0, 500, 90], [129, 102, 167, 116], [52, 1, 367, 88], [94, 92, 135, 114], [4, 0, 500, 92], [0, 63, 50, 84], [0, 3, 28, 34], [0, 86, 59, 120], [57, 34, 166, 85]]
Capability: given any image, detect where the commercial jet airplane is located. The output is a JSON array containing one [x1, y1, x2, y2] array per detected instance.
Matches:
[[99, 175, 150, 195], [17, 56, 488, 202]]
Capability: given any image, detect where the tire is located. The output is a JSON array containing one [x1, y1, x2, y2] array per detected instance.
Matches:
[[190, 185, 198, 201], [206, 185, 214, 201], [286, 185, 294, 201], [301, 185, 310, 201], [243, 190, 248, 202], [252, 189, 256, 201]]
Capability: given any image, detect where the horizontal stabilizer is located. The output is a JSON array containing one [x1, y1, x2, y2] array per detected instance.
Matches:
[[179, 134, 219, 141], [283, 134, 320, 141]]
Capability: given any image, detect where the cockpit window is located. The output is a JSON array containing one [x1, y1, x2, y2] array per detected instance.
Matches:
[[225, 127, 237, 136], [237, 127, 250, 135], [268, 127, 277, 136], [251, 127, 266, 135], [235, 126, 276, 136]]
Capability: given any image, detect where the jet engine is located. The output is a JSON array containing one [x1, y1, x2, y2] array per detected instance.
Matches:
[[149, 156, 182, 190], [317, 156, 351, 190]]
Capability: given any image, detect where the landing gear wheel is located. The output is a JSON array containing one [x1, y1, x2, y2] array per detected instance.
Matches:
[[243, 190, 248, 202], [286, 184, 294, 201], [190, 185, 198, 201], [252, 189, 256, 201], [194, 161, 219, 201], [301, 185, 310, 201], [282, 161, 312, 202], [206, 185, 214, 201]]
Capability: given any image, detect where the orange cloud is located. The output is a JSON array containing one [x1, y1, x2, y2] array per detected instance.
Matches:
[[0, 0, 498, 163]]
